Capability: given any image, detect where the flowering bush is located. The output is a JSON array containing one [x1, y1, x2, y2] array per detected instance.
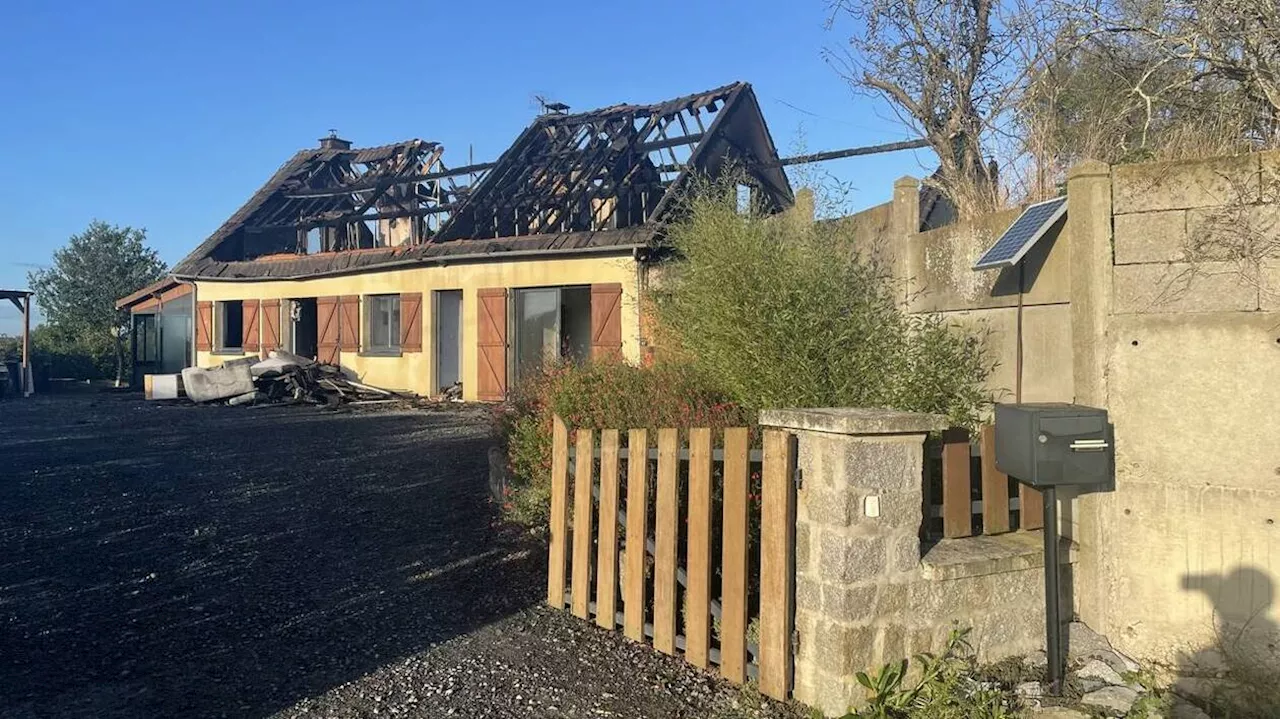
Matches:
[[494, 359, 752, 528]]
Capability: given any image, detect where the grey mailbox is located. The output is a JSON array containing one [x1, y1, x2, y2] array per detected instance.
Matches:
[[994, 403, 1113, 488], [992, 402, 1114, 695]]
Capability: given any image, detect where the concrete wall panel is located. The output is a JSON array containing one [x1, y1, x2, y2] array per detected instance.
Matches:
[[937, 304, 1074, 405], [1113, 263, 1259, 314], [1080, 480, 1280, 668], [1263, 259, 1280, 311], [1114, 210, 1187, 264], [1107, 312, 1280, 493], [907, 208, 1071, 313], [1113, 154, 1261, 214]]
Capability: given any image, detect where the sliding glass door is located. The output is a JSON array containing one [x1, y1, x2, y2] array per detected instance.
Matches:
[[512, 286, 592, 379]]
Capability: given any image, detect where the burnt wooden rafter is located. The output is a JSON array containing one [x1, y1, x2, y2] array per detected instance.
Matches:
[[431, 84, 756, 242], [173, 81, 798, 272], [241, 139, 471, 240]]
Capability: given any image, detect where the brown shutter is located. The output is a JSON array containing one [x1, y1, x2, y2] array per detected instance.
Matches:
[[241, 300, 260, 353], [400, 292, 422, 352], [477, 288, 507, 401], [590, 283, 624, 361], [196, 301, 213, 352], [339, 295, 361, 353], [260, 299, 281, 357], [317, 296, 341, 365]]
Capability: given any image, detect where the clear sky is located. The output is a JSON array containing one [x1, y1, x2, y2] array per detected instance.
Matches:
[[0, 0, 934, 335]]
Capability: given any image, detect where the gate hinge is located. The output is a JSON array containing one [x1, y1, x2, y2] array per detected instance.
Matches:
[[791, 629, 800, 655], [794, 466, 804, 491]]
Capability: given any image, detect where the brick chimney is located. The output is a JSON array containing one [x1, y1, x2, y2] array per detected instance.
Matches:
[[319, 130, 351, 151]]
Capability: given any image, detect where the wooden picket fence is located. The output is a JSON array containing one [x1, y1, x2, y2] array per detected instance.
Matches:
[[546, 417, 797, 700], [925, 424, 1045, 540]]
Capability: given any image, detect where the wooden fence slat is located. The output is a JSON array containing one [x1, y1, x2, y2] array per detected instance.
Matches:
[[571, 429, 595, 619], [547, 416, 570, 609], [1021, 483, 1045, 530], [759, 429, 795, 701], [623, 429, 649, 642], [595, 430, 621, 630], [720, 427, 750, 684], [942, 428, 973, 539], [685, 427, 713, 669], [980, 425, 1010, 534], [653, 428, 680, 656]]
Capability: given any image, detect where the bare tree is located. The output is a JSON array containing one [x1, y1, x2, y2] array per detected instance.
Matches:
[[825, 0, 1064, 216], [1102, 0, 1280, 142]]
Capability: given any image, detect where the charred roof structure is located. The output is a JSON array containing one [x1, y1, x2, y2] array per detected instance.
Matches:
[[174, 82, 792, 280]]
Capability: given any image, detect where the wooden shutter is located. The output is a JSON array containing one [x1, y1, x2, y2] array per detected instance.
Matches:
[[400, 292, 422, 352], [260, 299, 281, 357], [241, 300, 260, 353], [590, 283, 623, 361], [195, 301, 213, 352], [317, 296, 341, 365], [477, 288, 507, 401], [339, 295, 361, 352]]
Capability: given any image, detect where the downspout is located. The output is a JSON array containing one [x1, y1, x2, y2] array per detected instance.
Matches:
[[634, 247, 646, 364]]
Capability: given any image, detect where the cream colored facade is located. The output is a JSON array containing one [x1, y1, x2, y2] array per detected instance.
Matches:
[[193, 253, 643, 401]]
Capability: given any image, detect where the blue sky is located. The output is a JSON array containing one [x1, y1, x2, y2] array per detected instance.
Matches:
[[0, 0, 933, 335]]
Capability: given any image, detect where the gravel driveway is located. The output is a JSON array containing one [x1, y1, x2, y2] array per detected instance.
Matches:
[[0, 394, 801, 719]]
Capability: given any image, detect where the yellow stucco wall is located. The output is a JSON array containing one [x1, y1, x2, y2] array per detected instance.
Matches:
[[192, 254, 642, 401]]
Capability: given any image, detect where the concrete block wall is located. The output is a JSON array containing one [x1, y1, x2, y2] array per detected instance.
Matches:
[[843, 152, 1280, 689], [1076, 151, 1280, 673], [1111, 152, 1279, 314], [887, 178, 1076, 406], [762, 409, 1058, 717]]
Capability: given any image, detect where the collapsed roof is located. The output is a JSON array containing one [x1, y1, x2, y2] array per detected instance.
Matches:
[[173, 82, 793, 280]]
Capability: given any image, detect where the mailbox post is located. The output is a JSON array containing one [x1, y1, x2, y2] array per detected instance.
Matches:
[[994, 403, 1114, 694]]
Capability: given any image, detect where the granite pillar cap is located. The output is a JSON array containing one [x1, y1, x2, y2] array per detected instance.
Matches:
[[759, 408, 949, 436]]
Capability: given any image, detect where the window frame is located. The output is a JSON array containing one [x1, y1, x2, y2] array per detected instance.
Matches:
[[509, 285, 592, 380], [214, 300, 244, 353], [134, 313, 159, 363], [363, 293, 401, 355]]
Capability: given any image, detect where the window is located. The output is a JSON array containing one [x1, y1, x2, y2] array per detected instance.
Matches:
[[134, 314, 158, 363], [217, 300, 243, 351], [366, 294, 400, 353], [736, 183, 752, 214]]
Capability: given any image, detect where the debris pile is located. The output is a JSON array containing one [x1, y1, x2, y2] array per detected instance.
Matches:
[[181, 351, 401, 407]]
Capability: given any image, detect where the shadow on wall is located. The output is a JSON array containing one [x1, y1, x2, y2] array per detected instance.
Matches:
[[1178, 566, 1280, 717]]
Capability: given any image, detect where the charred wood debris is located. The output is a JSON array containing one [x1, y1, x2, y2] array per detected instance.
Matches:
[[185, 350, 461, 408]]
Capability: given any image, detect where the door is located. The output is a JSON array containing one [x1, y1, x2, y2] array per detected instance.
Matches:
[[477, 288, 507, 401], [434, 290, 462, 393], [132, 313, 159, 386], [316, 297, 340, 365], [513, 288, 560, 378], [511, 286, 593, 379]]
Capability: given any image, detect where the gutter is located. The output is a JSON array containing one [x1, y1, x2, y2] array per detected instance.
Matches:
[[172, 243, 651, 283]]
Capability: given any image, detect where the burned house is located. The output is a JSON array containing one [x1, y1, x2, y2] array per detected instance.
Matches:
[[121, 82, 792, 399]]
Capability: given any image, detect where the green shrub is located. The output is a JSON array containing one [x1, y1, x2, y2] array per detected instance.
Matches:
[[0, 325, 114, 380], [845, 627, 1019, 719], [654, 182, 994, 429], [496, 177, 993, 527], [495, 359, 751, 527]]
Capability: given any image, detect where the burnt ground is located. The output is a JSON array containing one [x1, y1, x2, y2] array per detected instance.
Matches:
[[0, 394, 802, 719]]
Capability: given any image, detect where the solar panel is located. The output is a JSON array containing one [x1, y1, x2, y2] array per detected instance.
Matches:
[[972, 196, 1068, 270]]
